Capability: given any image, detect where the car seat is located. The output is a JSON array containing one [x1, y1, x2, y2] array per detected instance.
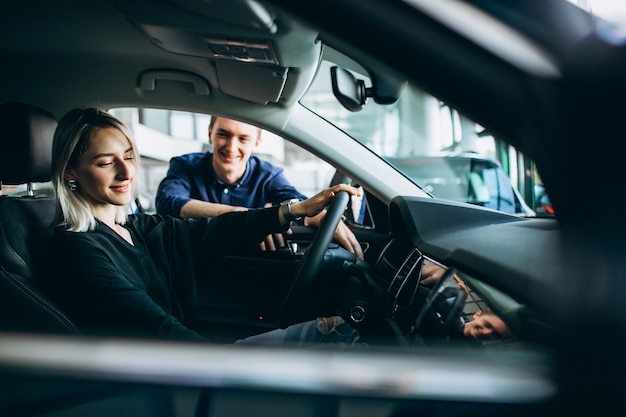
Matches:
[[0, 102, 80, 334]]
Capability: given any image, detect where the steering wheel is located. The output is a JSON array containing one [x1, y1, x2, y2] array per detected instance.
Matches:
[[278, 190, 350, 326]]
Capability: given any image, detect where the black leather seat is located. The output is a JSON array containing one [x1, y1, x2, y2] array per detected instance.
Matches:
[[0, 102, 80, 334]]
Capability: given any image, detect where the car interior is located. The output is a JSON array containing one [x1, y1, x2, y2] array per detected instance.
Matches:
[[0, 102, 80, 335], [2, 0, 626, 416]]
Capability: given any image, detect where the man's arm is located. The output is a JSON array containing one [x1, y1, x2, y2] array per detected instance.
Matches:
[[155, 156, 197, 217], [262, 164, 363, 259], [157, 154, 247, 218], [179, 199, 247, 219], [305, 211, 364, 260]]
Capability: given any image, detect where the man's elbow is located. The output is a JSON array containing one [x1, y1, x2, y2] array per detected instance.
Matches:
[[155, 197, 179, 218]]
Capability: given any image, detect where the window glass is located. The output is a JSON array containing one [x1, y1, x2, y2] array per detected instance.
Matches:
[[169, 111, 195, 140], [301, 60, 549, 217], [109, 108, 335, 213]]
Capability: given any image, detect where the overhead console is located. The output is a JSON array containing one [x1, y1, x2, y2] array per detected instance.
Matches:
[[171, 0, 278, 36], [115, 0, 321, 104]]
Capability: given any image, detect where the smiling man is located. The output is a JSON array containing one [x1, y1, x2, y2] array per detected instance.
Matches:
[[156, 116, 306, 220], [155, 116, 363, 257], [463, 310, 512, 341]]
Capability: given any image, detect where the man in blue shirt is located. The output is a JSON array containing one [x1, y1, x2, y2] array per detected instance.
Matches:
[[155, 116, 363, 258]]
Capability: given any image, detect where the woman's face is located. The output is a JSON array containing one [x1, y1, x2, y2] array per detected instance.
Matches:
[[65, 127, 136, 210]]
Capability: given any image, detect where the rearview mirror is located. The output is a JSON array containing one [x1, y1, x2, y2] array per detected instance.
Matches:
[[331, 66, 406, 112], [330, 66, 369, 112], [370, 72, 406, 105]]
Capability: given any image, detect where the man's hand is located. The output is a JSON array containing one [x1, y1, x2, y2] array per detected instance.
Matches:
[[259, 202, 290, 252], [305, 211, 364, 260], [421, 263, 446, 286], [290, 184, 363, 259], [259, 215, 363, 260], [259, 229, 291, 252], [263, 185, 364, 257]]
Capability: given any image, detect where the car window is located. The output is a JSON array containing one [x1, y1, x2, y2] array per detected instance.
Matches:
[[301, 59, 549, 217], [109, 108, 337, 214]]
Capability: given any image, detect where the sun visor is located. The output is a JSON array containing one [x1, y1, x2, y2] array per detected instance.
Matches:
[[215, 61, 288, 104]]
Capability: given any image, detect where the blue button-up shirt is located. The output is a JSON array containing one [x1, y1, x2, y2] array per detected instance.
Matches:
[[155, 152, 307, 217]]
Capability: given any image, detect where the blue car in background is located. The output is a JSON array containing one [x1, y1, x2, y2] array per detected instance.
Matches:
[[387, 153, 535, 216]]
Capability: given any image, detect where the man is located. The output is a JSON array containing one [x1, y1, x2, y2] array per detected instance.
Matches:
[[462, 310, 512, 341], [419, 263, 513, 342], [155, 116, 363, 258]]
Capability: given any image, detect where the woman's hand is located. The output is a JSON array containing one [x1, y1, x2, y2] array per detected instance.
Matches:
[[289, 184, 361, 220]]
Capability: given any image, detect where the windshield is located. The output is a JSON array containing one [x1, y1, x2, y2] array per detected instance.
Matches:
[[576, 0, 626, 45], [301, 58, 546, 217]]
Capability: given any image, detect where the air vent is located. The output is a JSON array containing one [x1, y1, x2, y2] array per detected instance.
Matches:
[[387, 249, 423, 319], [204, 38, 278, 65]]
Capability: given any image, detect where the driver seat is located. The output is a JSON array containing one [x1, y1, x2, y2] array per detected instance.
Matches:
[[0, 102, 80, 334]]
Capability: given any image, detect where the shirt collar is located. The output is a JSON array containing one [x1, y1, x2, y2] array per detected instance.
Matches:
[[207, 152, 251, 188]]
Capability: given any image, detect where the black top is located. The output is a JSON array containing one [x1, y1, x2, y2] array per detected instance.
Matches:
[[45, 207, 283, 341]]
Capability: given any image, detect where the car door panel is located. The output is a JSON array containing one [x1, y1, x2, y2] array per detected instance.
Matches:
[[194, 210, 389, 339]]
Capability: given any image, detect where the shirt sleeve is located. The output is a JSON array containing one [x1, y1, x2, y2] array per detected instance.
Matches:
[[190, 206, 285, 257], [155, 156, 194, 217]]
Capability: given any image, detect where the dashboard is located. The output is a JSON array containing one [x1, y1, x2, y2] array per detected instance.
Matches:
[[375, 237, 501, 344], [362, 196, 559, 346]]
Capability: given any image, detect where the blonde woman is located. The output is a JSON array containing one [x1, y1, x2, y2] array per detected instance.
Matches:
[[46, 107, 361, 345]]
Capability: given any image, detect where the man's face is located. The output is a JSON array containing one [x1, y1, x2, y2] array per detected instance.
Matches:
[[463, 311, 512, 341], [209, 117, 261, 183]]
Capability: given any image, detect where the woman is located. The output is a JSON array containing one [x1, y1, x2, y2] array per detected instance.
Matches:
[[45, 107, 361, 344]]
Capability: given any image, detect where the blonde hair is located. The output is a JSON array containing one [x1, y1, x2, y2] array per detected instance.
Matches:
[[51, 108, 141, 232]]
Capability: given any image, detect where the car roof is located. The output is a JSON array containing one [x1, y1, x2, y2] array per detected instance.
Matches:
[[1, 0, 319, 127], [0, 0, 589, 124]]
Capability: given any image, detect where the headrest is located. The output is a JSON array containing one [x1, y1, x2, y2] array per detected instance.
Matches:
[[0, 102, 57, 185]]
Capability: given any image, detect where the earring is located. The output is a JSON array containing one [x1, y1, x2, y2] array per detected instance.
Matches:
[[68, 179, 77, 192]]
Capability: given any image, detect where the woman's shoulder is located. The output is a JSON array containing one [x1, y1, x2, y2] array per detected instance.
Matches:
[[50, 224, 106, 255], [52, 225, 94, 241]]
